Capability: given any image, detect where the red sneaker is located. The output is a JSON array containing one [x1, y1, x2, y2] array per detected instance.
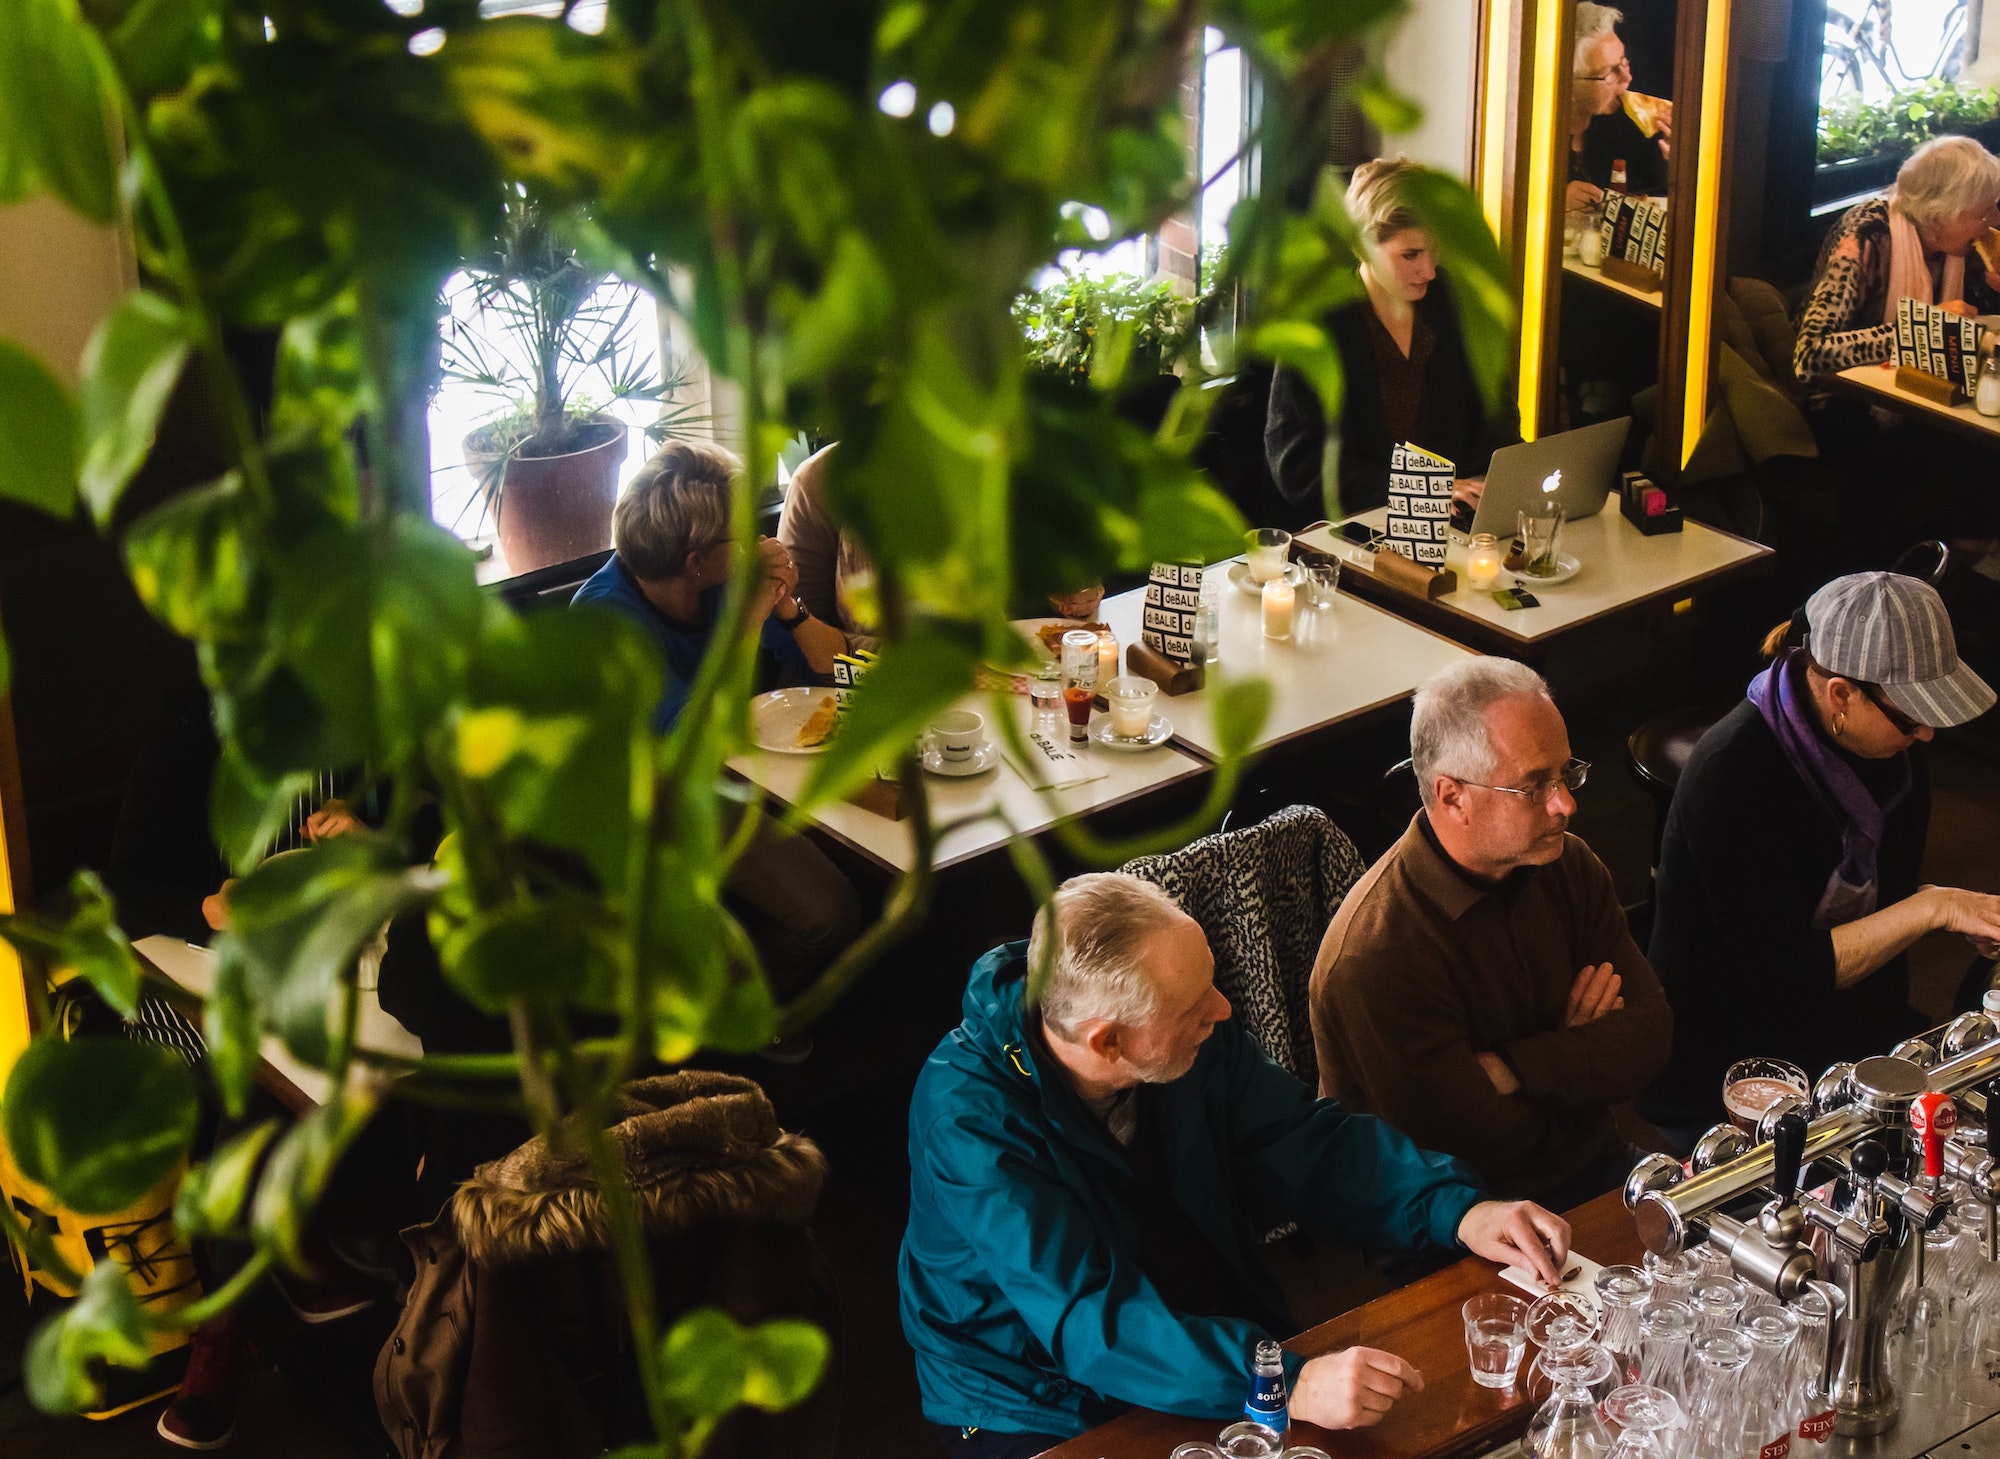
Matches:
[[156, 1312, 246, 1450]]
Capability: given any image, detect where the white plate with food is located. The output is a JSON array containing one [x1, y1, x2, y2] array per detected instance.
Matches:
[[1012, 618, 1111, 664], [1226, 561, 1304, 595], [751, 687, 843, 753]]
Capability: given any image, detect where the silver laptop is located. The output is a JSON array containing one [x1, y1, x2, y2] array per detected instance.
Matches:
[[1468, 417, 1631, 537]]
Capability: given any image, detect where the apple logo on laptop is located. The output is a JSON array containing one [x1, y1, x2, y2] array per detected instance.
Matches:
[[1541, 468, 1562, 495]]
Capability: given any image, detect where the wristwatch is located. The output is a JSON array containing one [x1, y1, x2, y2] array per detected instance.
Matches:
[[774, 594, 809, 629]]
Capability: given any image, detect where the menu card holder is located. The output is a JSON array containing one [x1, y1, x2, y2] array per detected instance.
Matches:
[[1368, 548, 1459, 600], [1894, 365, 1964, 407], [1598, 255, 1663, 294], [1128, 640, 1204, 695]]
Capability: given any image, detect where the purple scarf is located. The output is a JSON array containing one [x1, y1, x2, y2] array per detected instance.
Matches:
[[1746, 650, 1910, 928]]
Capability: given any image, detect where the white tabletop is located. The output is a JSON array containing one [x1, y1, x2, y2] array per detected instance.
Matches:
[[727, 690, 1209, 877], [1098, 566, 1475, 761], [134, 934, 421, 1111], [1562, 255, 1662, 310], [1297, 492, 1770, 648], [1835, 362, 2000, 443]]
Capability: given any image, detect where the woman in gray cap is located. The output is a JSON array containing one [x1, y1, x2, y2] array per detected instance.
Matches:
[[1638, 572, 1999, 1147]]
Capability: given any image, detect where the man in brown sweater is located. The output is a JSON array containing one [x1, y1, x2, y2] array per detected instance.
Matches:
[[1310, 659, 1671, 1209]]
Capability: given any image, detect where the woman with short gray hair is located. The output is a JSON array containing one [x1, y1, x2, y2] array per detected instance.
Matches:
[[1794, 134, 2000, 384]]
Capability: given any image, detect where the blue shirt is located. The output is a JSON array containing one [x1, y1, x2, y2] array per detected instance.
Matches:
[[572, 555, 812, 733]]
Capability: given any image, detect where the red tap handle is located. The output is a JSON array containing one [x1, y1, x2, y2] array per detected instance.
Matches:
[[1911, 1092, 1957, 1181]]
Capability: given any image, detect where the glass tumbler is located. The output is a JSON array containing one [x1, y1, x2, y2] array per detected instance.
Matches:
[[1637, 1300, 1694, 1404], [1739, 1301, 1800, 1459], [1790, 1283, 1839, 1450], [1464, 1293, 1529, 1389], [1516, 501, 1566, 578], [1685, 1329, 1752, 1459], [1642, 1250, 1695, 1309], [1594, 1266, 1651, 1384], [1689, 1276, 1747, 1335], [1602, 1384, 1684, 1458]]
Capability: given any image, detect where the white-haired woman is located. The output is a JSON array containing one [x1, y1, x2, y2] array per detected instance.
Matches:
[[1794, 135, 2000, 385]]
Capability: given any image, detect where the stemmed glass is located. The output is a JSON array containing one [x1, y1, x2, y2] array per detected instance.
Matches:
[[1524, 1292, 1604, 1405], [1526, 1343, 1617, 1458], [1602, 1384, 1685, 1458]]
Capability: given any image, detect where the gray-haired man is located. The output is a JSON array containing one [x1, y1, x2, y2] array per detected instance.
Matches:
[[1309, 658, 1672, 1208], [902, 872, 1571, 1458]]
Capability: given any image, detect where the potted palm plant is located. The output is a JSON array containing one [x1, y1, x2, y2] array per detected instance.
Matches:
[[443, 198, 703, 574]]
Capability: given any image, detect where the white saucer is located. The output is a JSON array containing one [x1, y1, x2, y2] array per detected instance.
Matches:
[[1090, 714, 1173, 751], [1228, 560, 1304, 595], [1514, 552, 1581, 587], [922, 742, 1000, 777]]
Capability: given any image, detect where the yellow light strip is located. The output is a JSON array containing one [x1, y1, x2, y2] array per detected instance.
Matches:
[[1478, 0, 1513, 239], [0, 786, 25, 1081], [1515, 0, 1563, 442], [1681, 0, 1733, 465]]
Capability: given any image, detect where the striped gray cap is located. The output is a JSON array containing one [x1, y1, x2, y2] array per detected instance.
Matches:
[[1805, 572, 1995, 729]]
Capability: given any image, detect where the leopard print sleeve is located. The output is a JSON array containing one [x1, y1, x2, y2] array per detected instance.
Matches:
[[1793, 230, 1895, 383]]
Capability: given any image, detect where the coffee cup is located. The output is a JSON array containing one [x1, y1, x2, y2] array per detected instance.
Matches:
[[926, 709, 985, 763]]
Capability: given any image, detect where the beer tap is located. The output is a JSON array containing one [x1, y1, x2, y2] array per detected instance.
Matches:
[[1700, 1109, 1818, 1299], [1943, 1077, 2000, 1261], [1906, 1092, 1956, 1287]]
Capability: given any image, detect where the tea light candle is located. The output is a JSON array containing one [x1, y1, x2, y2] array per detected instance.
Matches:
[[1096, 630, 1119, 684], [1261, 577, 1294, 639], [1466, 533, 1503, 590]]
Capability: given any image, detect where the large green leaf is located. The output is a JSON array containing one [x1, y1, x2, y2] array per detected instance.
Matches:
[[124, 472, 262, 641], [435, 895, 622, 1014], [0, 870, 144, 1019], [173, 1118, 278, 1240], [0, 340, 79, 518], [203, 941, 258, 1119], [220, 838, 440, 1067], [268, 517, 485, 762], [659, 1308, 751, 1419], [2, 1036, 199, 1214], [795, 628, 977, 812], [441, 19, 645, 195], [460, 607, 659, 888], [110, 0, 223, 96], [23, 1264, 151, 1414], [0, 0, 118, 222], [78, 292, 194, 523], [741, 1318, 831, 1410]]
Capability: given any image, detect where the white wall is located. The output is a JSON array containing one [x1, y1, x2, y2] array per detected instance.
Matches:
[[1379, 0, 1479, 180]]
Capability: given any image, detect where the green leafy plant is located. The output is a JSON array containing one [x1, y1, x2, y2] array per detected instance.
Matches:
[[1818, 78, 2000, 166], [0, 0, 1510, 1452], [1014, 268, 1198, 384]]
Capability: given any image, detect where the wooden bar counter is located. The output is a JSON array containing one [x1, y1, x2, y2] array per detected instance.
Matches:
[[1041, 1190, 1641, 1459]]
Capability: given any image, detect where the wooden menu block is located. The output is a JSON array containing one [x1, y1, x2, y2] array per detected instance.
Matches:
[[1598, 255, 1663, 294], [1127, 640, 1205, 696], [1894, 364, 1964, 406], [845, 776, 908, 821], [1369, 548, 1459, 600]]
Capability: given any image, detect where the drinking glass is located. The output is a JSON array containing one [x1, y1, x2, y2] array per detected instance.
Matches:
[[1722, 1057, 1809, 1136], [1641, 1251, 1695, 1309], [1688, 1276, 1746, 1336], [1516, 502, 1566, 578], [1245, 528, 1292, 583], [1739, 1301, 1801, 1459], [1464, 1293, 1529, 1389], [1525, 1292, 1604, 1405], [1216, 1421, 1282, 1458], [1637, 1299, 1694, 1403], [1029, 661, 1064, 715], [1594, 1266, 1651, 1384], [1602, 1384, 1684, 1458], [1790, 1283, 1839, 1451], [1304, 561, 1340, 609], [1685, 1329, 1752, 1459], [1103, 675, 1159, 740], [1895, 1222, 1958, 1403]]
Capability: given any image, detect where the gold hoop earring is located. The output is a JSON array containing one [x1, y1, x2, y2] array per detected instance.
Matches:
[[1832, 714, 1846, 736]]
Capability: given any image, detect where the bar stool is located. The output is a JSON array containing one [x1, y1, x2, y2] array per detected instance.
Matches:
[[1625, 706, 1729, 865]]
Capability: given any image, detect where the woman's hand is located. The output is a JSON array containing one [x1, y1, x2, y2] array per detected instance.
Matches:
[[755, 536, 799, 618], [1452, 476, 1486, 512], [305, 799, 361, 841], [1930, 885, 2000, 956], [1566, 180, 1604, 214], [202, 879, 237, 932]]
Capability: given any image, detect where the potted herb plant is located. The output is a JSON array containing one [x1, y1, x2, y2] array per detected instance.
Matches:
[[443, 198, 703, 574]]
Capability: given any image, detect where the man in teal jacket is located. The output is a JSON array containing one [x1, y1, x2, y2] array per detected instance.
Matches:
[[900, 873, 1573, 1458]]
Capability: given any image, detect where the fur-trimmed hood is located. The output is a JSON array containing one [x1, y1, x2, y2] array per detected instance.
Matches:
[[452, 1071, 827, 1266]]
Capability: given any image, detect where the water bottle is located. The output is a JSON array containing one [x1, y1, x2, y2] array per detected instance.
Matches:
[[1979, 342, 2000, 418], [1244, 1339, 1288, 1432]]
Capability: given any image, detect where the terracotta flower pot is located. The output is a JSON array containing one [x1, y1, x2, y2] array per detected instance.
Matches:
[[464, 415, 627, 576]]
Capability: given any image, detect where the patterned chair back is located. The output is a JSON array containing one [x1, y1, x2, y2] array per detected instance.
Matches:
[[1122, 804, 1365, 1085]]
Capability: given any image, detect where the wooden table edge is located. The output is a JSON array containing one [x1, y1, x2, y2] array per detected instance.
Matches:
[[134, 944, 321, 1117]]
